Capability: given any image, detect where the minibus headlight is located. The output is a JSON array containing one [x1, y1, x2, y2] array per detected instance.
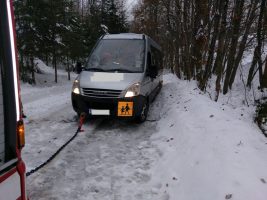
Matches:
[[72, 79, 80, 94], [125, 83, 141, 97]]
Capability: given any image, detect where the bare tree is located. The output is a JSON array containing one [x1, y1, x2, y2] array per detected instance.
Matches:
[[247, 0, 266, 88], [131, 0, 264, 99]]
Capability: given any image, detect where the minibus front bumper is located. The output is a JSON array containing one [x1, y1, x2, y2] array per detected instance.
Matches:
[[71, 92, 146, 119]]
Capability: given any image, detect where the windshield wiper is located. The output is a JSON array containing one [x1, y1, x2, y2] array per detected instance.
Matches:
[[105, 68, 135, 73], [84, 67, 106, 72]]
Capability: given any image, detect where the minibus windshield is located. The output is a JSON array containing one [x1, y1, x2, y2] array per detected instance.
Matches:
[[86, 39, 145, 73]]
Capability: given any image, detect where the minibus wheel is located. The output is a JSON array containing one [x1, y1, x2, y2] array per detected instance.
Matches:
[[136, 100, 149, 123]]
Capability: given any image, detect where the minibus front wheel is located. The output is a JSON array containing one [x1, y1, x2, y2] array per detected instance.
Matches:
[[136, 99, 149, 123]]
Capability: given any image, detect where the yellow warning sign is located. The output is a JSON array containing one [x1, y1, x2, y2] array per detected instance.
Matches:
[[118, 102, 133, 116]]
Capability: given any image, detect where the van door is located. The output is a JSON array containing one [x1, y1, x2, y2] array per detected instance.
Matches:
[[0, 36, 21, 200], [0, 58, 21, 200]]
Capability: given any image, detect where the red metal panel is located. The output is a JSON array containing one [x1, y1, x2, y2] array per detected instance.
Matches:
[[0, 167, 17, 183]]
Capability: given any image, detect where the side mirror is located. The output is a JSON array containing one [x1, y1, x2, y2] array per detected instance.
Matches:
[[147, 65, 158, 79], [76, 62, 83, 74]]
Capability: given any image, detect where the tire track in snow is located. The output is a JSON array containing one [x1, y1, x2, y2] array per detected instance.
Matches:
[[22, 73, 169, 200], [27, 118, 168, 200]]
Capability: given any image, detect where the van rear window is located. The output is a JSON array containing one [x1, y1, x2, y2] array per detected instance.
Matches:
[[86, 39, 145, 73]]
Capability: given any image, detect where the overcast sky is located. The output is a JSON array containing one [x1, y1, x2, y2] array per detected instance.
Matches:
[[125, 0, 138, 20], [126, 0, 138, 6]]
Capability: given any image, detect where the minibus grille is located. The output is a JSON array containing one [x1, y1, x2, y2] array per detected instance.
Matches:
[[82, 88, 122, 98]]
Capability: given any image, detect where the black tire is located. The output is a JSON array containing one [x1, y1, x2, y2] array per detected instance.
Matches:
[[76, 110, 82, 118], [136, 99, 149, 123]]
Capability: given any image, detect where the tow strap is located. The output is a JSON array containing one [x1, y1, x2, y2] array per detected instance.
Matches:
[[26, 113, 86, 177]]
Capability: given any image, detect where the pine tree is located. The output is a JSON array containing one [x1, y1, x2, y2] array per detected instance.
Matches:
[[14, 0, 129, 83]]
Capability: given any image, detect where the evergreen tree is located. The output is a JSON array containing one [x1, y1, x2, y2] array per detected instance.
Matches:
[[14, 0, 129, 83]]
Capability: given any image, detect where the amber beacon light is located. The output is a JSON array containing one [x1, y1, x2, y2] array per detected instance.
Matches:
[[17, 120, 25, 149]]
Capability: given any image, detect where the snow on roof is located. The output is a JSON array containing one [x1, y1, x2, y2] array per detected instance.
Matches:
[[103, 33, 144, 40]]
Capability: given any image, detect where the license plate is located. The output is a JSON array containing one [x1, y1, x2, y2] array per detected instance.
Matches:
[[118, 102, 133, 117], [89, 109, 110, 115]]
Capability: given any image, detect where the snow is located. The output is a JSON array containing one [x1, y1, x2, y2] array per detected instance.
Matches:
[[103, 33, 144, 40], [21, 61, 267, 200], [101, 24, 109, 33], [149, 74, 267, 200]]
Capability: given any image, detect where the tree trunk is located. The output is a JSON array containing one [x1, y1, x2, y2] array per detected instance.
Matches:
[[67, 55, 70, 81], [200, 0, 222, 90], [53, 46, 57, 83], [258, 0, 266, 88], [223, 0, 244, 94], [213, 0, 229, 98], [247, 46, 259, 88], [228, 1, 258, 89], [192, 0, 209, 82], [45, 53, 49, 66], [247, 0, 266, 88], [261, 55, 267, 87], [30, 57, 35, 84]]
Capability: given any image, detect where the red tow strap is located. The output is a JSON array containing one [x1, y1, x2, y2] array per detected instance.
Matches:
[[78, 112, 86, 132], [26, 112, 87, 177]]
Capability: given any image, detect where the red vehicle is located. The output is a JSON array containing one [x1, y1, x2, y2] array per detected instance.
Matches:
[[0, 0, 27, 199]]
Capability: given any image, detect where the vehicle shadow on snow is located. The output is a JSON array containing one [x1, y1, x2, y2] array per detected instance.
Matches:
[[77, 83, 166, 133]]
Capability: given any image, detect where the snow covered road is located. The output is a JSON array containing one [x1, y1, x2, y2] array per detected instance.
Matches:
[[22, 72, 166, 200], [21, 72, 267, 200]]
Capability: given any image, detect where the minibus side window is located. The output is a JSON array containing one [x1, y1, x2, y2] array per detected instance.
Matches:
[[146, 52, 152, 73], [151, 46, 163, 72]]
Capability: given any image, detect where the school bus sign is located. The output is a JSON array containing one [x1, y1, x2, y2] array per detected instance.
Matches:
[[118, 102, 133, 117]]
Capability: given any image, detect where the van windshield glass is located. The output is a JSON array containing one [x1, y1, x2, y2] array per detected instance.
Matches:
[[86, 39, 145, 73]]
